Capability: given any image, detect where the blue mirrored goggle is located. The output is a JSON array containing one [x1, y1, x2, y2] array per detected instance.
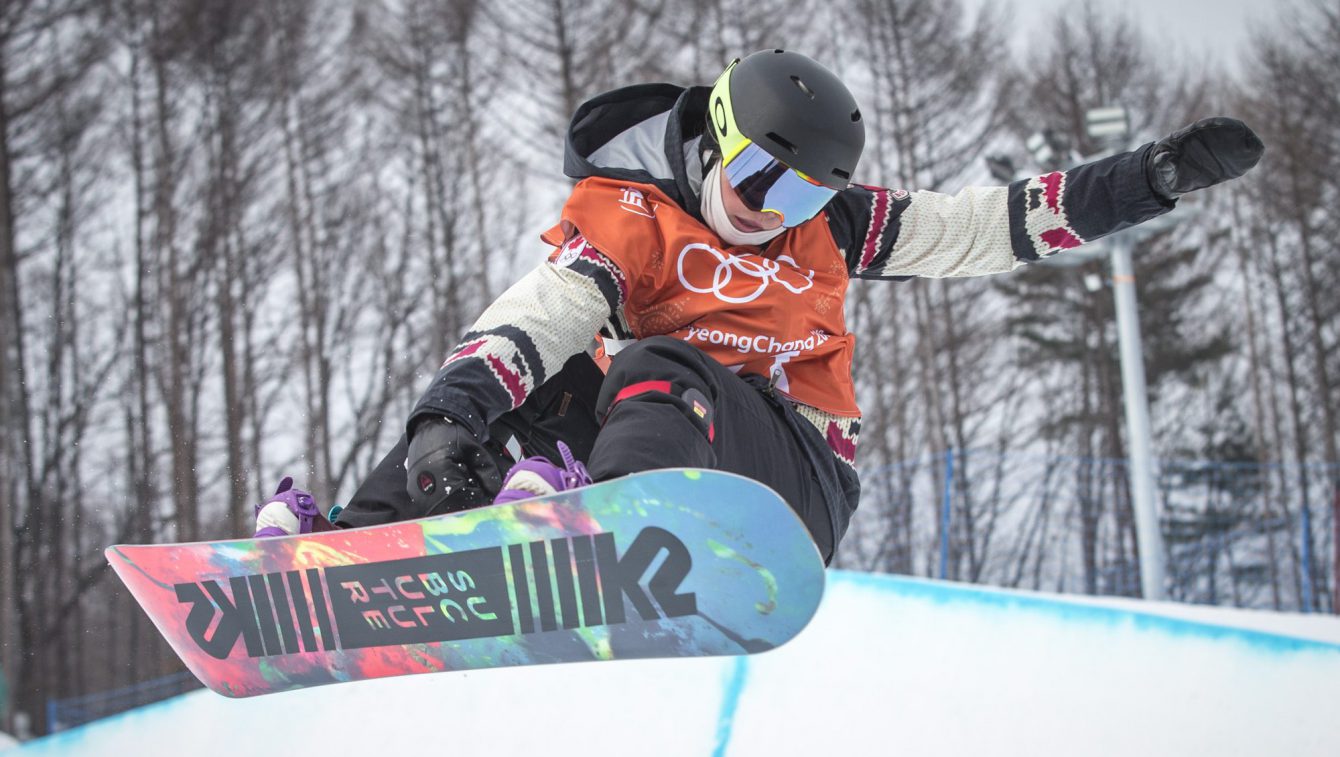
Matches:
[[723, 142, 838, 227]]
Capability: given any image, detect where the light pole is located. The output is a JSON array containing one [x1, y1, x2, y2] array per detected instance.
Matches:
[[1108, 230, 1167, 601], [991, 108, 1176, 600], [1085, 106, 1169, 601]]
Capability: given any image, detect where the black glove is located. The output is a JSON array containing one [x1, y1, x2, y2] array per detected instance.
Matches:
[[405, 416, 503, 515], [1146, 117, 1264, 201]]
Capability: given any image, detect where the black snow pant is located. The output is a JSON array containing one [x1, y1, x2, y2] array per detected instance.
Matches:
[[340, 337, 855, 562]]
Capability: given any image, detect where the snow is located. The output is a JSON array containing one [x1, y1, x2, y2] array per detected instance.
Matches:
[[9, 570, 1340, 756]]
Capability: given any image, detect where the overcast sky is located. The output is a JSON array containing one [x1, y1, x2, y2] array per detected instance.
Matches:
[[979, 0, 1288, 76]]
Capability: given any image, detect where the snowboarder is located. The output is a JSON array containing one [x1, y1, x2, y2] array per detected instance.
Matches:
[[254, 49, 1263, 564]]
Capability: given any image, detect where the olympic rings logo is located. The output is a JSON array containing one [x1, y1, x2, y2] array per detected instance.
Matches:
[[675, 243, 815, 304]]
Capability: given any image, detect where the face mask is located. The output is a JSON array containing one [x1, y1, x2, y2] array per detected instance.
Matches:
[[700, 160, 786, 247]]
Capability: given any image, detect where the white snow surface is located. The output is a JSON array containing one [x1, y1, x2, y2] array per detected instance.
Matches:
[[9, 570, 1340, 756]]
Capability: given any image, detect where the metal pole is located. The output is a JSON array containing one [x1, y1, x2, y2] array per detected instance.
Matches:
[[1300, 497, 1315, 613], [1109, 233, 1167, 600], [1331, 479, 1339, 614], [940, 449, 954, 580]]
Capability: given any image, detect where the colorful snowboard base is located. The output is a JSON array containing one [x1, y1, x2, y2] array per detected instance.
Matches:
[[107, 469, 826, 698]]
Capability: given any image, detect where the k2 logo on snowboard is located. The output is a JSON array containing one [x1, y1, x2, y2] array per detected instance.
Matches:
[[173, 527, 698, 659]]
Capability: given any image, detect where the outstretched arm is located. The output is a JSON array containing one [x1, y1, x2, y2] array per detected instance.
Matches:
[[831, 118, 1263, 280]]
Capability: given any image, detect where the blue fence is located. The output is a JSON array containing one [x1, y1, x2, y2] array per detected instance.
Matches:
[[840, 450, 1339, 613], [46, 671, 201, 733]]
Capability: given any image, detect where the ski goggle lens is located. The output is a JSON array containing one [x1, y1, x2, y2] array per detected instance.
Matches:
[[723, 142, 837, 227]]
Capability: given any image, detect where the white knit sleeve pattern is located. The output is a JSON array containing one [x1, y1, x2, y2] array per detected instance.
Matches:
[[863, 187, 1019, 279], [414, 235, 626, 431]]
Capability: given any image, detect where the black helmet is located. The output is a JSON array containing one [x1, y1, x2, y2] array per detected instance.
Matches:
[[707, 49, 864, 190]]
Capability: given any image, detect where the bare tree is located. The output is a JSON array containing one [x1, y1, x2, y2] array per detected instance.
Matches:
[[176, 0, 279, 536], [486, 0, 675, 163], [835, 0, 1017, 579], [0, 0, 120, 732], [1230, 0, 1340, 609], [994, 1, 1219, 596], [138, 1, 210, 545]]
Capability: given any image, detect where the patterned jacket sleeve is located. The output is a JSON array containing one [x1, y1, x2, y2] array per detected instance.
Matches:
[[828, 143, 1174, 280], [408, 235, 627, 440]]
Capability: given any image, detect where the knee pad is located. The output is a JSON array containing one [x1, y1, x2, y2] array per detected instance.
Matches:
[[599, 337, 717, 441], [603, 380, 715, 443]]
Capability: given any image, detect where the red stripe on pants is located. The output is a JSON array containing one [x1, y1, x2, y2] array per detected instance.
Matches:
[[611, 380, 673, 406]]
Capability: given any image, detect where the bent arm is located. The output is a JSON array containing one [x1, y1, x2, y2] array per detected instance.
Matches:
[[409, 236, 627, 439]]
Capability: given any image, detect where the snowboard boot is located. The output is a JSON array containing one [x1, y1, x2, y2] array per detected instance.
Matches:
[[492, 441, 592, 504], [253, 477, 332, 537]]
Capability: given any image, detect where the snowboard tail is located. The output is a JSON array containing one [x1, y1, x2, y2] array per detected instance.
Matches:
[[107, 469, 825, 697]]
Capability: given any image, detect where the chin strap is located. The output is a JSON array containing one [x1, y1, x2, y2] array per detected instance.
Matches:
[[700, 161, 786, 247]]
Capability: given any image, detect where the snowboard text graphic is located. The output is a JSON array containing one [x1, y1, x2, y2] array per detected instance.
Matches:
[[172, 527, 698, 660]]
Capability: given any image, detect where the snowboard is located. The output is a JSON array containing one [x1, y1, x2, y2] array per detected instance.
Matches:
[[106, 469, 825, 698]]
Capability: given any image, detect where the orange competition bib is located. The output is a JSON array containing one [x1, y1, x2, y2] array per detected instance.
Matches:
[[543, 177, 858, 417]]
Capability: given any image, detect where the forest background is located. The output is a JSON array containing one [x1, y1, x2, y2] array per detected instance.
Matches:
[[1, 0, 1338, 737]]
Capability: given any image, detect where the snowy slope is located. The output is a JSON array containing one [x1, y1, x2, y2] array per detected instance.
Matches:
[[9, 570, 1340, 757]]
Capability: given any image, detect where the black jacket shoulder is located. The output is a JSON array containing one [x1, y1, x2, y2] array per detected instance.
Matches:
[[563, 83, 711, 219]]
